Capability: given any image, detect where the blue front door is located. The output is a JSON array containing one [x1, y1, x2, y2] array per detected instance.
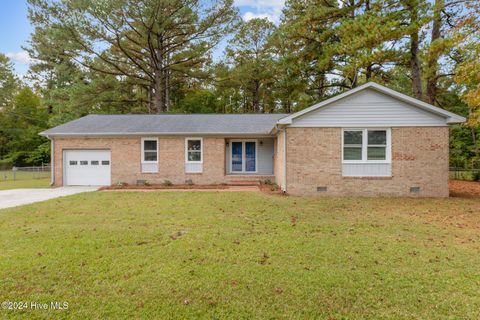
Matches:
[[231, 142, 243, 172], [245, 142, 256, 172], [231, 141, 256, 173]]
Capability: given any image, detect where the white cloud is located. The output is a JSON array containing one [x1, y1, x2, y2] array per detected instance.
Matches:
[[5, 51, 34, 65], [235, 0, 284, 24], [242, 11, 277, 22], [234, 0, 284, 8]]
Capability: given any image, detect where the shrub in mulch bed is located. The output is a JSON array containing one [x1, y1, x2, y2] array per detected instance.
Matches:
[[259, 180, 283, 195], [99, 183, 229, 191]]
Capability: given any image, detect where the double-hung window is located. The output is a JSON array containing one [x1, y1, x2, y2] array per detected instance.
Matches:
[[342, 129, 391, 176], [141, 137, 158, 173], [367, 130, 388, 160], [185, 138, 203, 173]]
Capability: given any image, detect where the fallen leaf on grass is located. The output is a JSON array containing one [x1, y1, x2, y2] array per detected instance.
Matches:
[[273, 287, 283, 294], [260, 252, 269, 265], [291, 216, 297, 226]]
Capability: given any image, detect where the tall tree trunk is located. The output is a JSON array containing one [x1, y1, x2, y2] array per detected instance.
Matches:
[[318, 73, 325, 97], [164, 44, 171, 112], [472, 127, 478, 159], [252, 80, 260, 112], [164, 65, 170, 112], [366, 64, 372, 81], [365, 0, 373, 82], [409, 3, 423, 100], [154, 34, 165, 113], [153, 73, 164, 113], [283, 100, 291, 113], [470, 108, 479, 160], [147, 85, 155, 114], [426, 0, 443, 105]]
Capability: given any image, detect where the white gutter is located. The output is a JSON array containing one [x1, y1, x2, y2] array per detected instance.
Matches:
[[282, 127, 287, 193], [47, 135, 55, 186], [39, 132, 276, 137], [274, 124, 288, 193]]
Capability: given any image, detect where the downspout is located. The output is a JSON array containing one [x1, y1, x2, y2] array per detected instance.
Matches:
[[274, 124, 288, 193], [48, 136, 55, 186], [283, 128, 287, 193]]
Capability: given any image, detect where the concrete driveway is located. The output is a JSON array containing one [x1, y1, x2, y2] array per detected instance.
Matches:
[[0, 187, 98, 210]]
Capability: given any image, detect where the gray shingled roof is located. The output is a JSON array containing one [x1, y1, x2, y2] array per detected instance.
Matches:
[[40, 114, 290, 136]]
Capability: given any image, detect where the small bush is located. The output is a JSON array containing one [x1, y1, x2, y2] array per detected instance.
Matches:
[[163, 180, 173, 186], [0, 158, 13, 170], [264, 179, 274, 185], [115, 182, 127, 187], [473, 171, 480, 182]]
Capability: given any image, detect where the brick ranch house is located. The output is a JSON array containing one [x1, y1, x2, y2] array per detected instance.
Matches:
[[40, 82, 465, 196]]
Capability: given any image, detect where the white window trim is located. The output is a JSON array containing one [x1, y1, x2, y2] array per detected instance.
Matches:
[[185, 137, 203, 164], [342, 128, 391, 164], [141, 137, 159, 164], [230, 140, 258, 174]]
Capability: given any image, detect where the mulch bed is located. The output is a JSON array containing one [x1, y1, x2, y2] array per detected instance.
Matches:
[[258, 182, 283, 195], [100, 180, 480, 197], [99, 184, 229, 191], [449, 180, 480, 198]]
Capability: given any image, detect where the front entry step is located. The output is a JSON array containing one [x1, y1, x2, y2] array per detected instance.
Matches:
[[225, 175, 275, 186], [227, 180, 261, 186]]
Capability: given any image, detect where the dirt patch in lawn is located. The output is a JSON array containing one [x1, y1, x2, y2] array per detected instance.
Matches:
[[393, 180, 480, 233], [449, 180, 480, 198]]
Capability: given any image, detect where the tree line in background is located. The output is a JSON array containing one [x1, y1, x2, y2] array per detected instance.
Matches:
[[0, 0, 479, 168]]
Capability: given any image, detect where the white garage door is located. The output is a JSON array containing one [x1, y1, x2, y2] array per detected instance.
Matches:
[[64, 150, 111, 186]]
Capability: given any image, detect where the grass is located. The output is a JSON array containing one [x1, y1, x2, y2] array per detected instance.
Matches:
[[1, 192, 480, 319], [0, 178, 50, 190], [0, 170, 50, 190]]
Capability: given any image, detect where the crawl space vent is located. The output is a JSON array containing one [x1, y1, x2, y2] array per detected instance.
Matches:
[[317, 186, 327, 192], [410, 186, 420, 193]]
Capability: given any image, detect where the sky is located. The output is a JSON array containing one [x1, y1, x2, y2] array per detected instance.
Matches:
[[0, 0, 285, 78]]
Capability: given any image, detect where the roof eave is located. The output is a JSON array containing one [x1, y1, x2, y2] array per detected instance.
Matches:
[[40, 132, 277, 137], [446, 115, 467, 124]]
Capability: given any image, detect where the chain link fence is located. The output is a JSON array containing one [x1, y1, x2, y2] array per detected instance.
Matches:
[[449, 159, 480, 181], [449, 167, 480, 181], [1, 165, 51, 182]]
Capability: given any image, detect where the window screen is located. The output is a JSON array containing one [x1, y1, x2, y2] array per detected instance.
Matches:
[[186, 139, 202, 162], [143, 139, 158, 162], [343, 131, 363, 160]]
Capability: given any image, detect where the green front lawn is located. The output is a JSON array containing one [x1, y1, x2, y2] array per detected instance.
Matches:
[[0, 170, 50, 190], [1, 192, 480, 319], [0, 178, 50, 190]]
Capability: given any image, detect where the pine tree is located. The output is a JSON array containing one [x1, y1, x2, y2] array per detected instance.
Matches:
[[28, 0, 237, 113], [225, 18, 276, 113]]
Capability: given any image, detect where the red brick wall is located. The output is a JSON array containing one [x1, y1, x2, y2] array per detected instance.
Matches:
[[285, 127, 449, 197], [53, 136, 227, 186]]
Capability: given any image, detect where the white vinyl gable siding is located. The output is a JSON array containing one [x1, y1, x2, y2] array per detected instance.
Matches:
[[290, 89, 446, 127]]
